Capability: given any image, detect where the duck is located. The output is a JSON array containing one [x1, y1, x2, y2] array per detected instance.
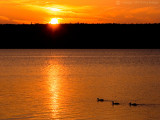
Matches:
[[97, 98, 104, 102], [129, 102, 138, 106], [112, 101, 120, 105]]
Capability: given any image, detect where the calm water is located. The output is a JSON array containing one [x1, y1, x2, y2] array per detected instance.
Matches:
[[0, 49, 160, 120]]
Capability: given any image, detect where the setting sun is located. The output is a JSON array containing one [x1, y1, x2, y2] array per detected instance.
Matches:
[[50, 18, 59, 24]]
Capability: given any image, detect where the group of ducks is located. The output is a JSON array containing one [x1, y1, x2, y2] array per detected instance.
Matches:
[[97, 98, 139, 106]]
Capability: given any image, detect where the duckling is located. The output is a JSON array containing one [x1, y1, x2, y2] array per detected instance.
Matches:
[[129, 102, 138, 106], [112, 101, 120, 105], [97, 98, 104, 102]]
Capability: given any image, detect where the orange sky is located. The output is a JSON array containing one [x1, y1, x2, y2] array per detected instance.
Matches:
[[0, 0, 160, 24]]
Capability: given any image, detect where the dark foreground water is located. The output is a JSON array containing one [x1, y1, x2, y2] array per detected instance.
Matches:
[[0, 49, 160, 120]]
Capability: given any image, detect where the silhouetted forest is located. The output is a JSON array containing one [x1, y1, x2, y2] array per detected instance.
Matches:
[[0, 24, 159, 49]]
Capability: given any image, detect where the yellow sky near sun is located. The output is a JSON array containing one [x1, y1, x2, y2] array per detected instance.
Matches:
[[0, 0, 160, 24]]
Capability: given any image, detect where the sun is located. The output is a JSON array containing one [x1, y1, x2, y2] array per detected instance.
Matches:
[[50, 18, 59, 24]]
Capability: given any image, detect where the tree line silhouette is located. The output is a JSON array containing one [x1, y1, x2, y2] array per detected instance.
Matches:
[[0, 24, 159, 49]]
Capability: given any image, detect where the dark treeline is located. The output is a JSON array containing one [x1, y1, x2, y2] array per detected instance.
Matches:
[[0, 24, 159, 49]]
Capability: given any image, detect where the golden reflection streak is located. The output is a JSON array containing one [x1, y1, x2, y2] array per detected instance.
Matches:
[[46, 60, 63, 119]]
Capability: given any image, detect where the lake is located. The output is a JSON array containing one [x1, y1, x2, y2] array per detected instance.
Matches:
[[0, 49, 160, 120]]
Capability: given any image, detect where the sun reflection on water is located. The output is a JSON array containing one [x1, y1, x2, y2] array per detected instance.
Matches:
[[46, 60, 63, 119]]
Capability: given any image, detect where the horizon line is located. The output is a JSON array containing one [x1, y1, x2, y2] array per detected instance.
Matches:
[[0, 23, 160, 25]]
